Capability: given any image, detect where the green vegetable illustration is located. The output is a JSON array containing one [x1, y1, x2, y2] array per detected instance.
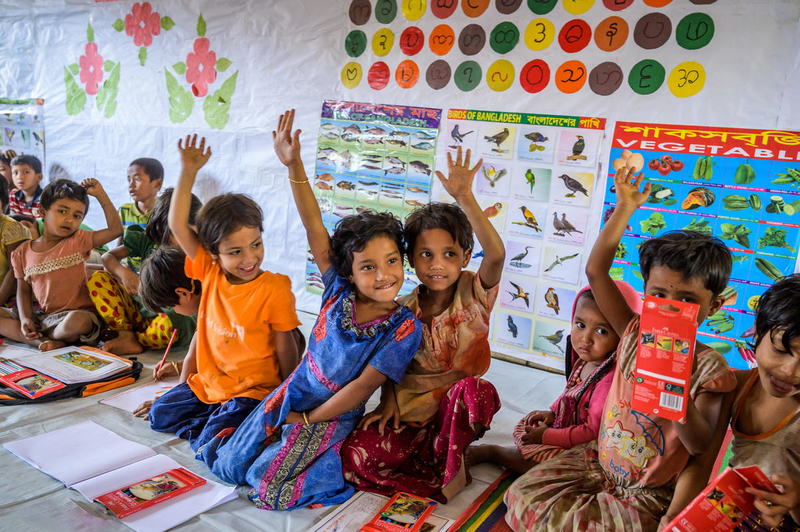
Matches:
[[748, 195, 761, 211], [609, 267, 624, 281], [722, 194, 750, 211], [693, 156, 714, 181], [783, 200, 800, 216], [733, 163, 756, 185], [757, 227, 797, 253], [755, 257, 785, 282], [615, 242, 628, 260], [719, 223, 751, 248], [731, 254, 750, 263], [683, 217, 712, 235], [706, 311, 734, 334], [640, 212, 667, 236], [772, 167, 800, 186], [705, 342, 732, 355]]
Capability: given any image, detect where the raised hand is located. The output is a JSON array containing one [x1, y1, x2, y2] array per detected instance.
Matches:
[[178, 134, 212, 175], [273, 109, 302, 168], [81, 178, 106, 198], [435, 146, 482, 202], [613, 166, 651, 211]]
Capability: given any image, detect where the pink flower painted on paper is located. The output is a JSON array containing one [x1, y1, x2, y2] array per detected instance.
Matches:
[[79, 42, 104, 96], [185, 37, 217, 97], [125, 2, 161, 47]]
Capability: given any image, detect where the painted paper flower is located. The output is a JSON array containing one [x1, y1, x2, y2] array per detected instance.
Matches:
[[125, 2, 161, 47], [79, 42, 104, 96], [185, 37, 217, 97]]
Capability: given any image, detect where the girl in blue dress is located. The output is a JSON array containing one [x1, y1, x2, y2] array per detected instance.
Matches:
[[202, 110, 422, 511]]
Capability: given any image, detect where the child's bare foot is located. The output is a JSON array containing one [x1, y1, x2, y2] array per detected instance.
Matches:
[[39, 339, 67, 351], [102, 330, 144, 356]]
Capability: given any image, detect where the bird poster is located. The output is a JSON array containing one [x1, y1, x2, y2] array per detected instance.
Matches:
[[0, 99, 46, 173], [436, 108, 607, 371], [307, 100, 442, 295]]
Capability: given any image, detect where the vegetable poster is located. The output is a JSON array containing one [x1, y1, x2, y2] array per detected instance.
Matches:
[[306, 100, 442, 295], [0, 99, 46, 170], [602, 122, 800, 370], [436, 108, 606, 371]]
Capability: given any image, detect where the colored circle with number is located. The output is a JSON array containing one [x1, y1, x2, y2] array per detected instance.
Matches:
[[454, 60, 481, 91], [486, 60, 515, 91], [426, 60, 451, 89], [400, 27, 425, 55], [375, 0, 398, 23], [429, 24, 455, 55], [676, 13, 714, 50], [555, 60, 587, 93], [589, 62, 623, 95], [368, 61, 391, 90], [345, 30, 367, 58], [524, 18, 555, 51], [559, 20, 591, 53], [462, 0, 490, 17], [643, 0, 672, 6], [563, 0, 595, 15], [628, 59, 665, 95], [668, 61, 705, 98], [496, 0, 523, 14], [349, 0, 371, 25], [396, 60, 420, 88], [372, 28, 395, 56], [634, 13, 672, 49], [490, 22, 520, 54], [527, 0, 557, 14], [402, 0, 427, 21], [595, 16, 628, 51], [341, 62, 362, 89], [459, 24, 486, 55], [431, 0, 458, 18], [520, 59, 550, 93], [602, 0, 633, 10]]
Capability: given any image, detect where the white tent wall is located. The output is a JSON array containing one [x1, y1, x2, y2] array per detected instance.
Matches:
[[0, 0, 799, 315]]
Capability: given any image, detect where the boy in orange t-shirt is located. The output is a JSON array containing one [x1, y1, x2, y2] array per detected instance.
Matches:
[[148, 135, 301, 452]]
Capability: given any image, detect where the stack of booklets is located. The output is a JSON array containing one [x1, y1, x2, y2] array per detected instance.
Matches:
[[3, 420, 237, 532]]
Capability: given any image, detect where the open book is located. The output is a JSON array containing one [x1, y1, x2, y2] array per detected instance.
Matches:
[[1, 345, 132, 385], [3, 420, 237, 532]]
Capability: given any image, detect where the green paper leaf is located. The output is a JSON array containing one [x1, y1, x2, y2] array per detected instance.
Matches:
[[104, 99, 117, 120], [197, 14, 206, 37], [216, 58, 232, 72], [102, 62, 121, 119], [103, 60, 115, 72], [138, 46, 147, 66], [165, 69, 194, 123], [112, 18, 124, 32], [68, 63, 80, 75], [64, 66, 87, 116], [161, 16, 175, 31], [203, 70, 238, 130], [96, 85, 107, 111], [87, 22, 94, 43], [172, 61, 187, 76]]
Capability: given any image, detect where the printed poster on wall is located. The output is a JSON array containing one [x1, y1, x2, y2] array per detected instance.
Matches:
[[437, 108, 606, 371], [306, 100, 442, 295], [0, 99, 46, 172], [602, 122, 800, 370]]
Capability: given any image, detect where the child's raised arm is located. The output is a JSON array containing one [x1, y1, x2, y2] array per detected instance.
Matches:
[[273, 109, 332, 275], [81, 179, 123, 248], [436, 147, 505, 289], [585, 167, 651, 335], [169, 135, 211, 260]]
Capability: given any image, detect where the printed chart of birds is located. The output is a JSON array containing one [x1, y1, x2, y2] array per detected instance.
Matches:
[[438, 108, 606, 370], [602, 121, 800, 370], [0, 99, 46, 168], [306, 100, 442, 295]]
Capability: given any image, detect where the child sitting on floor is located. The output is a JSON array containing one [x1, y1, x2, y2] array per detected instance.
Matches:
[[9, 154, 43, 218], [469, 283, 641, 475], [0, 177, 31, 306], [147, 134, 301, 454], [89, 188, 201, 355], [0, 179, 122, 350], [119, 157, 163, 231], [504, 167, 737, 532], [202, 109, 422, 511], [341, 146, 505, 502]]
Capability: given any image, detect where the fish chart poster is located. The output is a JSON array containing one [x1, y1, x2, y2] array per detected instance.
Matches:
[[439, 108, 606, 371], [306, 100, 442, 295], [0, 99, 46, 172], [602, 122, 800, 370]]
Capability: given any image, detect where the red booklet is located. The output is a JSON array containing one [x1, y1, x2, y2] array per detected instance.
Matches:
[[665, 465, 778, 531], [632, 296, 700, 422], [94, 467, 206, 518], [0, 358, 65, 399], [360, 492, 438, 532]]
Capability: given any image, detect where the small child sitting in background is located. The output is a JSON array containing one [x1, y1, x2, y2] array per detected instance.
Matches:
[[90, 188, 201, 355], [0, 179, 122, 350], [469, 283, 641, 475], [0, 177, 32, 306], [9, 154, 43, 218], [119, 158, 163, 231], [0, 149, 17, 187]]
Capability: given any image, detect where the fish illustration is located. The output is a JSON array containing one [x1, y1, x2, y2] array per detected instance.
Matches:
[[384, 167, 405, 175], [412, 142, 434, 151], [320, 122, 338, 131], [413, 131, 436, 140], [315, 181, 333, 190], [341, 132, 359, 143], [386, 156, 405, 166], [318, 147, 336, 157], [407, 186, 427, 193], [316, 173, 334, 182], [382, 193, 403, 199], [320, 131, 339, 140], [337, 181, 355, 190], [391, 131, 410, 137], [410, 161, 431, 175], [363, 137, 383, 145], [343, 124, 361, 134], [359, 180, 378, 186], [406, 199, 426, 207], [386, 139, 407, 147], [361, 164, 382, 170], [366, 127, 386, 135]]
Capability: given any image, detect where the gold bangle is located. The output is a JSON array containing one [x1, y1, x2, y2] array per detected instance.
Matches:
[[171, 361, 179, 374], [289, 178, 309, 184], [303, 411, 310, 424]]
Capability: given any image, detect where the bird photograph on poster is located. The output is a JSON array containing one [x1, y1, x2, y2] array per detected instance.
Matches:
[[513, 166, 551, 202], [546, 206, 588, 246], [506, 201, 546, 239], [517, 127, 556, 164], [479, 124, 516, 160], [550, 171, 594, 207], [496, 312, 532, 349], [500, 277, 536, 313], [479, 199, 508, 232], [537, 286, 577, 320], [504, 240, 541, 277], [477, 161, 512, 196], [557, 130, 601, 168], [445, 120, 477, 156], [533, 321, 568, 358], [541, 245, 582, 285]]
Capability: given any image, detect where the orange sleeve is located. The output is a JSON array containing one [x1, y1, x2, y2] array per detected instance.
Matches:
[[185, 246, 212, 281], [264, 274, 301, 332]]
